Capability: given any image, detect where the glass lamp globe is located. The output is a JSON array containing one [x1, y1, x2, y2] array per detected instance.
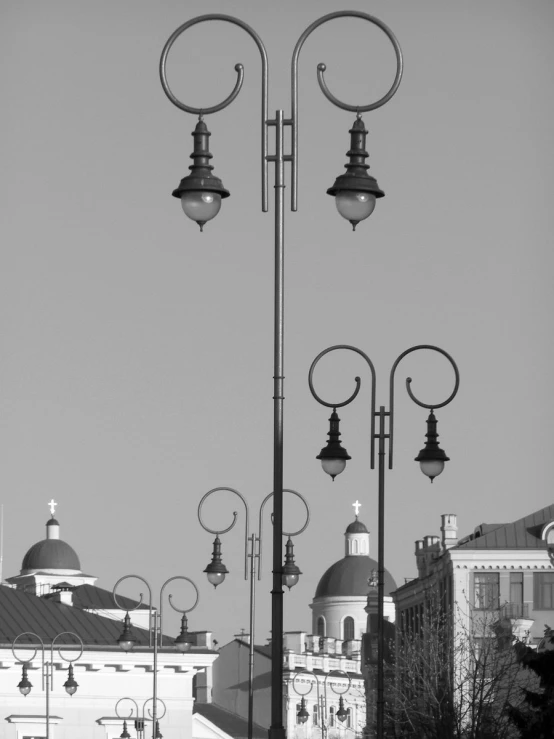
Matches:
[[335, 191, 376, 229], [174, 638, 192, 653], [419, 459, 445, 482], [283, 572, 299, 590], [63, 666, 78, 696], [207, 570, 226, 588], [181, 191, 222, 228], [18, 673, 32, 697], [321, 457, 347, 480]]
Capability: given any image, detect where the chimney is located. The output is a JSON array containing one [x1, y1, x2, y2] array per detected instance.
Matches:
[[415, 539, 425, 577], [441, 513, 458, 549]]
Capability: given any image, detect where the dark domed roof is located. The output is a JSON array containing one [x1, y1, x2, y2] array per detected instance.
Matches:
[[315, 556, 397, 599], [46, 518, 59, 526], [22, 539, 81, 572], [346, 519, 369, 534]]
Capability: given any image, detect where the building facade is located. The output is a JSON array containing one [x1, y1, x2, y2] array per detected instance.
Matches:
[[392, 504, 554, 733], [1, 507, 225, 739], [211, 510, 397, 737]]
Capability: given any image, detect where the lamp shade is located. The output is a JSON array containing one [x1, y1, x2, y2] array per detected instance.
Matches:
[[327, 117, 384, 230], [17, 665, 32, 696], [282, 537, 302, 590], [172, 119, 229, 232], [63, 664, 78, 696], [174, 614, 195, 653], [204, 536, 229, 588], [414, 410, 450, 482], [297, 697, 309, 724], [337, 696, 348, 723], [316, 409, 351, 480], [117, 612, 136, 652]]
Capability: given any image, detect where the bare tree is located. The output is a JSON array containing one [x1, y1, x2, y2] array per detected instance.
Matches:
[[384, 597, 537, 739]]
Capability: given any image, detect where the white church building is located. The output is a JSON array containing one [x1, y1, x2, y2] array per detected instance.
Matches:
[[0, 503, 240, 739], [212, 504, 397, 737]]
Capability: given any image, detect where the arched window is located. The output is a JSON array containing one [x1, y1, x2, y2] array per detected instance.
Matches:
[[352, 539, 358, 554], [317, 616, 325, 637], [343, 616, 355, 641]]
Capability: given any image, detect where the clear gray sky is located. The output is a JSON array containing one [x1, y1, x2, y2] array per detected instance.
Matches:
[[1, 0, 553, 647]]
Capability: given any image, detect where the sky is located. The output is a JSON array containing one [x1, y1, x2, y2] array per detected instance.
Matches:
[[1, 0, 553, 649]]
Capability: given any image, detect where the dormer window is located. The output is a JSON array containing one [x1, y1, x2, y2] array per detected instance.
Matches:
[[541, 522, 554, 547]]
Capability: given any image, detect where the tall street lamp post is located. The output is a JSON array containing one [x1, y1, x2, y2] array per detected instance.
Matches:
[[113, 574, 199, 739], [160, 13, 402, 739], [293, 668, 351, 737], [12, 630, 83, 739], [116, 696, 167, 739], [198, 486, 310, 739], [309, 344, 460, 737]]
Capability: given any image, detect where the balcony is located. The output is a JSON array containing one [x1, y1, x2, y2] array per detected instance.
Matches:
[[500, 603, 529, 619], [497, 603, 533, 643]]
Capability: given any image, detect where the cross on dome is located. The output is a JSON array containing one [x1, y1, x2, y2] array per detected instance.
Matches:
[[352, 500, 362, 517], [48, 498, 58, 517]]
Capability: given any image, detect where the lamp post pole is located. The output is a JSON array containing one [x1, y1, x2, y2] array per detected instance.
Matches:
[[113, 575, 199, 739], [160, 13, 402, 738], [198, 486, 310, 739], [309, 345, 460, 737], [115, 696, 167, 739], [12, 631, 83, 739]]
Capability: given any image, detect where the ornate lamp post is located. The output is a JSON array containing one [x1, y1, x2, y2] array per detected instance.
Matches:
[[309, 344, 460, 737], [198, 486, 309, 739], [115, 696, 167, 739], [293, 668, 352, 737], [160, 13, 402, 739], [12, 631, 83, 739], [113, 575, 199, 739]]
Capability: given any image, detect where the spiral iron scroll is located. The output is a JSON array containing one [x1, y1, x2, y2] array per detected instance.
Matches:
[[309, 344, 459, 469], [291, 10, 403, 210], [198, 486, 310, 581], [159, 15, 269, 211]]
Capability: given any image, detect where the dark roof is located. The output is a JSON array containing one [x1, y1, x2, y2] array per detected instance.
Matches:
[[315, 556, 397, 598], [455, 504, 554, 550], [346, 519, 369, 534], [72, 583, 149, 611], [194, 703, 267, 739], [46, 518, 59, 526], [0, 586, 154, 650], [22, 539, 80, 571]]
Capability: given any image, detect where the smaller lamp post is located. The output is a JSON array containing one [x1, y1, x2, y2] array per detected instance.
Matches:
[[292, 668, 352, 738], [12, 631, 84, 739], [113, 575, 199, 739], [309, 343, 459, 739], [198, 486, 309, 739], [115, 696, 167, 739]]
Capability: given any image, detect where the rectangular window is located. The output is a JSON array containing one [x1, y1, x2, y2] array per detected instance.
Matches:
[[534, 572, 554, 610], [510, 572, 523, 604], [474, 573, 500, 609]]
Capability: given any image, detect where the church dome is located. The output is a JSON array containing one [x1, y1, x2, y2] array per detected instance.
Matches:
[[346, 519, 369, 534], [21, 514, 81, 573], [314, 556, 397, 598], [22, 539, 80, 571]]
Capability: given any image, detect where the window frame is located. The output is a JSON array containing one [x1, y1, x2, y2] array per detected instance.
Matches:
[[473, 572, 500, 610], [534, 572, 554, 610]]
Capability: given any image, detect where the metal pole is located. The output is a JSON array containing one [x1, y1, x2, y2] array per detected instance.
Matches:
[[248, 532, 257, 739], [269, 108, 286, 739], [152, 610, 158, 739], [376, 407, 386, 738], [45, 660, 50, 739]]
